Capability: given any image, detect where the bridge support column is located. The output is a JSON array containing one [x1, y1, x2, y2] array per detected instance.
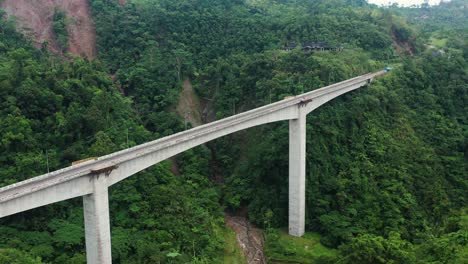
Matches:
[[288, 109, 306, 237], [83, 175, 112, 264]]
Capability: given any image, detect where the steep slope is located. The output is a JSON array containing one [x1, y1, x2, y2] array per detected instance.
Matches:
[[176, 78, 203, 127], [1, 0, 96, 58]]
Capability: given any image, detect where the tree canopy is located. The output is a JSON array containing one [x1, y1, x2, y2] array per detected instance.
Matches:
[[0, 0, 466, 263]]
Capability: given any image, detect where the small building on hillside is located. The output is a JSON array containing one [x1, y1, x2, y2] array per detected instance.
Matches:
[[302, 42, 332, 51], [284, 42, 343, 52], [284, 43, 298, 51]]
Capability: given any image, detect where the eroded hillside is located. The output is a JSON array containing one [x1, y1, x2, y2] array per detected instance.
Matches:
[[1, 0, 96, 58]]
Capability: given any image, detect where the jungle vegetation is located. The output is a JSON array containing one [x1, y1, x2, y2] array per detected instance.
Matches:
[[0, 0, 466, 263]]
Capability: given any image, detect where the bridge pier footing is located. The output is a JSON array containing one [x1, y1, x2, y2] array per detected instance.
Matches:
[[288, 110, 306, 237], [83, 176, 112, 264]]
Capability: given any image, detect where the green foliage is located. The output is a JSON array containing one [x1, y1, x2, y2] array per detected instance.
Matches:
[[338, 232, 416, 264], [265, 229, 337, 263], [52, 8, 69, 53], [415, 223, 468, 264], [0, 0, 466, 263], [48, 219, 84, 250], [0, 248, 42, 264], [395, 0, 468, 33]]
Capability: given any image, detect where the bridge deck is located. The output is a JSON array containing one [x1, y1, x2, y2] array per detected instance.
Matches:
[[0, 70, 386, 211]]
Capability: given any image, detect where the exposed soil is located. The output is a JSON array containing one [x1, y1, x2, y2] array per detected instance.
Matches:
[[176, 78, 203, 127], [391, 29, 415, 56], [1, 0, 97, 58], [225, 213, 267, 264]]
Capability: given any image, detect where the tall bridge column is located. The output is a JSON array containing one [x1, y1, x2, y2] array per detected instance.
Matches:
[[288, 108, 306, 237], [83, 175, 112, 264]]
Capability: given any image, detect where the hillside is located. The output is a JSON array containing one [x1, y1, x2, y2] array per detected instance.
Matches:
[[0, 0, 96, 58], [0, 0, 466, 263]]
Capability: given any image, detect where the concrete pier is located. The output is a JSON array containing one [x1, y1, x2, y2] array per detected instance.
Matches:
[[83, 175, 112, 264], [288, 109, 306, 237]]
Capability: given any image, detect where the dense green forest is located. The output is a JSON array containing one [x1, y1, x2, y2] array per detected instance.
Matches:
[[0, 0, 466, 263]]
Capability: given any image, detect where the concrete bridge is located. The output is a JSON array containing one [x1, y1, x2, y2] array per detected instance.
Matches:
[[0, 71, 386, 263]]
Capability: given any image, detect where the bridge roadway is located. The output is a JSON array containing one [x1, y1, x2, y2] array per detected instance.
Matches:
[[0, 70, 386, 263]]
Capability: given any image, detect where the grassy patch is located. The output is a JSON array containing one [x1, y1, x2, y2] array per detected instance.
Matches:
[[265, 229, 337, 263], [224, 227, 246, 264], [429, 36, 448, 48]]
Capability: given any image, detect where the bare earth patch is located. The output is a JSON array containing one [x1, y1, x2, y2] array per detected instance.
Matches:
[[176, 78, 203, 127], [225, 214, 267, 264], [1, 0, 97, 58]]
